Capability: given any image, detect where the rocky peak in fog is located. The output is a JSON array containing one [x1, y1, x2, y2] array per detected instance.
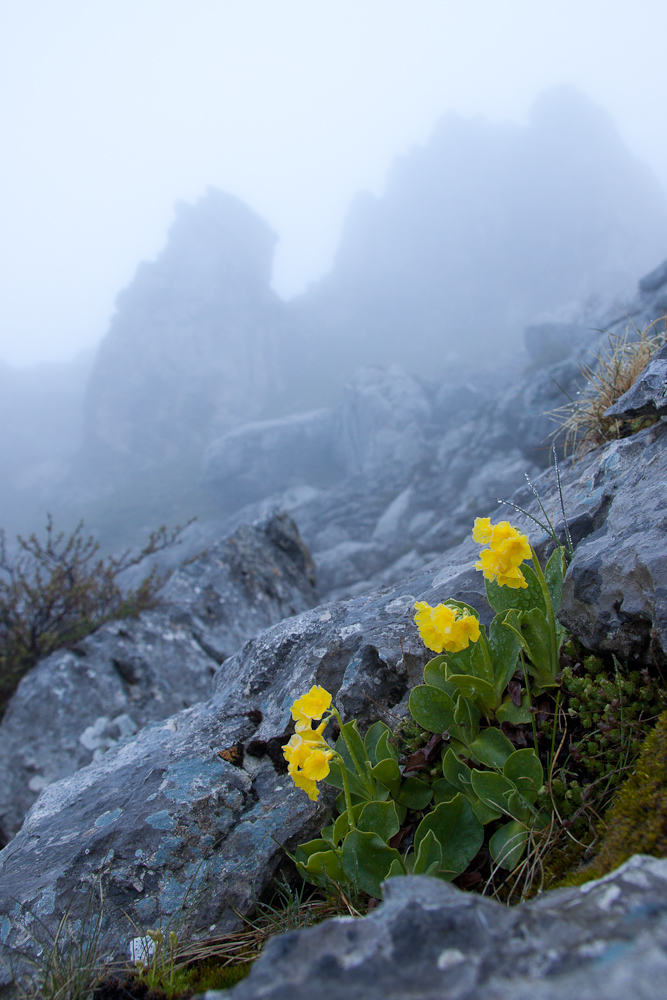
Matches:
[[79, 189, 310, 482], [296, 86, 667, 380], [61, 87, 667, 526]]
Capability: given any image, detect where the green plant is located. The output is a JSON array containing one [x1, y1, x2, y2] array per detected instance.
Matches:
[[554, 708, 667, 887], [286, 516, 571, 901], [552, 318, 666, 459], [0, 514, 191, 716], [13, 879, 109, 1000]]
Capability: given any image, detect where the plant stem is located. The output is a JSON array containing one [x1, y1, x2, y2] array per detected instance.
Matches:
[[521, 652, 539, 752], [550, 689, 561, 773], [331, 706, 373, 796], [530, 545, 560, 683], [334, 751, 356, 829]]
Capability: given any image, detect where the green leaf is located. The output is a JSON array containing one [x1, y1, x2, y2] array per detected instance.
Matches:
[[505, 789, 534, 824], [332, 804, 364, 845], [386, 857, 407, 879], [364, 721, 392, 766], [445, 599, 481, 619], [442, 748, 473, 790], [471, 797, 502, 824], [337, 719, 369, 783], [453, 693, 481, 740], [466, 727, 515, 769], [335, 790, 365, 813], [321, 823, 336, 845], [325, 760, 369, 799], [470, 770, 514, 815], [396, 776, 433, 810], [545, 546, 567, 613], [413, 829, 443, 875], [432, 777, 460, 804], [495, 693, 533, 725], [295, 838, 333, 864], [371, 757, 401, 797], [423, 656, 458, 696], [485, 563, 547, 616], [413, 794, 484, 880], [488, 613, 520, 694], [409, 684, 456, 734], [357, 800, 401, 842], [299, 849, 347, 887], [489, 820, 528, 870], [503, 748, 543, 805], [374, 730, 399, 763], [447, 673, 496, 706], [342, 830, 404, 898], [502, 608, 555, 687]]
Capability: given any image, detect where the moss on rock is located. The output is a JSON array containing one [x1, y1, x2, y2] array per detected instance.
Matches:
[[562, 709, 667, 886]]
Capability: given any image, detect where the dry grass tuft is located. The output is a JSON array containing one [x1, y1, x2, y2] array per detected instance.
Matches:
[[551, 318, 666, 460]]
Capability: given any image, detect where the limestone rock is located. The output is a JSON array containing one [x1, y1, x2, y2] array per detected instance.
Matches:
[[604, 342, 667, 419], [0, 512, 316, 844], [0, 546, 487, 984], [203, 858, 667, 1000]]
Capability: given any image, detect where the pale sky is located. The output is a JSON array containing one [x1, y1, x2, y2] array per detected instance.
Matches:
[[2, 1, 667, 366]]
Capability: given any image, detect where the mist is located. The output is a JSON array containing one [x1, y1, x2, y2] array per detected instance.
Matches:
[[3, 1, 667, 366], [3, 2, 667, 551]]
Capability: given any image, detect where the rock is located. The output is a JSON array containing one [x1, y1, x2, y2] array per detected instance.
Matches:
[[0, 543, 488, 983], [202, 409, 343, 505], [638, 257, 667, 294], [202, 366, 430, 508], [295, 87, 667, 382], [0, 512, 317, 844], [557, 422, 667, 661], [202, 857, 667, 1000], [73, 189, 312, 491], [604, 342, 667, 419], [3, 413, 667, 990]]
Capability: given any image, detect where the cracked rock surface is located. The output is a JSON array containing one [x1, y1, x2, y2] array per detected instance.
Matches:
[[0, 511, 316, 843], [203, 857, 667, 1000]]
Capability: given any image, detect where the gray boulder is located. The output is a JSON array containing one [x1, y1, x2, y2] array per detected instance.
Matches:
[[557, 421, 667, 661], [0, 546, 487, 989], [204, 857, 667, 1000], [605, 342, 667, 419], [0, 511, 316, 844]]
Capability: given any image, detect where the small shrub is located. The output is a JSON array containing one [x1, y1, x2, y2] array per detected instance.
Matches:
[[552, 318, 666, 459], [0, 515, 190, 717]]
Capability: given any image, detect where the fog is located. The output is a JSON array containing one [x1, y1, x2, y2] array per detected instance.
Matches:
[[3, 2, 667, 549], [3, 1, 667, 365]]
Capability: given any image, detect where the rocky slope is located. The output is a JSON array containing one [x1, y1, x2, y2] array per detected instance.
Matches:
[[294, 86, 667, 380], [0, 511, 316, 845], [2, 395, 667, 993], [199, 253, 667, 604], [41, 87, 667, 537]]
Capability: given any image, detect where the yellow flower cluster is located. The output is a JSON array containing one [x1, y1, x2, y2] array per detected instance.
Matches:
[[472, 518, 531, 589], [413, 601, 481, 653], [283, 685, 334, 801]]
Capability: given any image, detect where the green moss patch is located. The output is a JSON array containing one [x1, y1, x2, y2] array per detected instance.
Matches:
[[560, 709, 667, 886]]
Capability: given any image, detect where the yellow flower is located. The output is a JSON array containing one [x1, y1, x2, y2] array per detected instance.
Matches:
[[472, 517, 493, 544], [282, 713, 334, 802], [414, 601, 481, 653], [290, 685, 332, 732], [291, 770, 319, 801], [473, 519, 531, 588]]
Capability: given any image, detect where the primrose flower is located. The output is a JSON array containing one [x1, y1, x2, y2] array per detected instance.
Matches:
[[473, 519, 531, 589], [290, 684, 332, 733], [414, 601, 481, 653], [283, 691, 335, 801]]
